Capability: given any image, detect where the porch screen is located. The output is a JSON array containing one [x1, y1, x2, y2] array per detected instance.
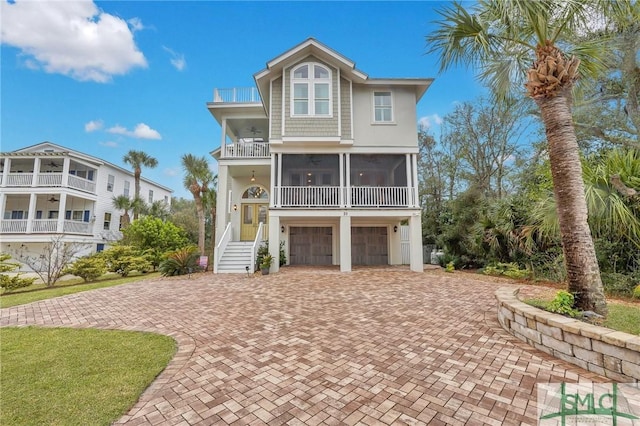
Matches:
[[282, 154, 339, 186], [350, 155, 407, 186]]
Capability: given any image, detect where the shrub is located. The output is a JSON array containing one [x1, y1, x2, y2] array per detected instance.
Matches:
[[445, 261, 455, 272], [601, 272, 638, 297], [482, 262, 530, 279], [64, 256, 107, 282], [547, 290, 580, 317], [99, 246, 152, 277], [633, 285, 640, 299], [0, 253, 35, 293], [159, 246, 200, 277]]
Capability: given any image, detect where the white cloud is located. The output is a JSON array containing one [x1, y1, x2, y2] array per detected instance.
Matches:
[[127, 17, 145, 32], [163, 46, 186, 71], [106, 123, 161, 140], [418, 114, 443, 129], [163, 168, 178, 177], [84, 119, 103, 132], [99, 140, 118, 148], [1, 1, 147, 82]]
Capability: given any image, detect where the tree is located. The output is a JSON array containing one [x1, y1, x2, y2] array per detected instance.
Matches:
[[14, 237, 84, 287], [181, 154, 213, 254], [426, 0, 614, 314], [123, 150, 158, 220], [112, 195, 133, 229], [0, 253, 35, 292], [169, 197, 199, 245], [145, 200, 171, 221], [120, 216, 189, 269]]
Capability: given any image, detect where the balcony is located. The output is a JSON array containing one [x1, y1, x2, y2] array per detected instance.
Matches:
[[0, 219, 93, 235], [3, 172, 96, 193], [223, 142, 270, 159], [274, 186, 415, 208], [213, 87, 261, 104]]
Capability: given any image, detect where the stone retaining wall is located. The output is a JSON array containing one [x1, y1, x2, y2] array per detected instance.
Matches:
[[495, 287, 640, 383]]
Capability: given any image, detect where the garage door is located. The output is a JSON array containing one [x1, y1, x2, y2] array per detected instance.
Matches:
[[351, 227, 388, 265], [289, 227, 333, 265]]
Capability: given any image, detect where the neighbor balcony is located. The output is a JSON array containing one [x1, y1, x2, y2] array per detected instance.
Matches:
[[212, 87, 261, 104], [0, 219, 93, 235], [4, 172, 96, 193]]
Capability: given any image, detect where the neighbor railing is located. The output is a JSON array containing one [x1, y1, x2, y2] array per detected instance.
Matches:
[[6, 173, 34, 186], [214, 223, 232, 273], [63, 220, 92, 234], [67, 175, 96, 193], [0, 219, 28, 233], [32, 219, 58, 233], [37, 173, 63, 187], [213, 87, 261, 103]]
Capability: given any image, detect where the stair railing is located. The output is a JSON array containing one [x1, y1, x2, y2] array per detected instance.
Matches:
[[214, 223, 232, 274], [251, 223, 264, 272]]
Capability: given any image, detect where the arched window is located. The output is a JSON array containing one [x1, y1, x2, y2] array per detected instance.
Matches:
[[242, 186, 269, 200], [291, 63, 331, 117]]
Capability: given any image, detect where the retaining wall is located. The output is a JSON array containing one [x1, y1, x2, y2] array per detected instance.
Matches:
[[495, 287, 640, 383]]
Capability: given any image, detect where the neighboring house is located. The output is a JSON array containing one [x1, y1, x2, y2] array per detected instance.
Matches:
[[0, 142, 172, 264], [209, 39, 432, 273]]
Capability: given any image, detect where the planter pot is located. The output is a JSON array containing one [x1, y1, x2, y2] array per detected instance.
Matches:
[[261, 267, 270, 275]]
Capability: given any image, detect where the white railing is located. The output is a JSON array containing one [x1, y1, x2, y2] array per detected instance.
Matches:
[[213, 87, 261, 103], [251, 223, 264, 272], [0, 220, 28, 233], [63, 220, 92, 234], [67, 175, 96, 193], [6, 173, 34, 186], [213, 223, 232, 273], [350, 186, 409, 207], [37, 173, 63, 187], [223, 142, 270, 158], [32, 219, 58, 233], [278, 186, 341, 207]]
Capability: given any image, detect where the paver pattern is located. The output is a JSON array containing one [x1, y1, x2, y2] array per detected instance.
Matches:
[[1, 267, 606, 425]]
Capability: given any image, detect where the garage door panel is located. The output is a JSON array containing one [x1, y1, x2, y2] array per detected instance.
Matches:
[[290, 227, 332, 265], [351, 227, 388, 265]]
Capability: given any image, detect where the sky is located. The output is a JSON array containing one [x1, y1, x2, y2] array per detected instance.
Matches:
[[1, 0, 485, 199]]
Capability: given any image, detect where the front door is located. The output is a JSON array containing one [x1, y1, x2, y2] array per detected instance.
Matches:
[[240, 203, 268, 241]]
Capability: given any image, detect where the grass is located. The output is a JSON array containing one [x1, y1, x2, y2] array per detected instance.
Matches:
[[525, 298, 640, 335], [1, 272, 160, 308], [0, 327, 176, 426]]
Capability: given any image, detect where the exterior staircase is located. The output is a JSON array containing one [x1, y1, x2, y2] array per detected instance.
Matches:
[[216, 241, 255, 273]]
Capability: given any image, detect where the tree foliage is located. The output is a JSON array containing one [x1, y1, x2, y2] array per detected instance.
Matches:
[[120, 216, 189, 269], [0, 253, 35, 293]]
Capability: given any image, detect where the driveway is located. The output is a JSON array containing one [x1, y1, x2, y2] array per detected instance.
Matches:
[[0, 267, 605, 425]]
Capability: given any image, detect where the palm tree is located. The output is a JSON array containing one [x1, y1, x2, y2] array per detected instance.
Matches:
[[112, 195, 133, 229], [204, 175, 218, 264], [146, 200, 171, 221], [426, 0, 617, 315], [181, 154, 213, 254], [123, 150, 158, 220]]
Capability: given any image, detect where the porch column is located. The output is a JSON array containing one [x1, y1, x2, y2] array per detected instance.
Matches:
[[62, 157, 70, 188], [215, 165, 228, 245], [409, 214, 423, 272], [405, 154, 412, 207], [32, 158, 41, 187], [0, 193, 6, 223], [345, 153, 351, 208], [389, 223, 402, 265], [270, 153, 276, 208], [339, 154, 344, 207], [26, 193, 37, 233], [277, 153, 282, 208], [268, 215, 280, 273], [1, 158, 10, 187], [339, 214, 351, 272], [220, 119, 227, 159], [56, 193, 67, 233], [411, 154, 420, 208]]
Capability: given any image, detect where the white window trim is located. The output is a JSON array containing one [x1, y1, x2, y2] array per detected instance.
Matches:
[[372, 90, 395, 124], [290, 62, 333, 118]]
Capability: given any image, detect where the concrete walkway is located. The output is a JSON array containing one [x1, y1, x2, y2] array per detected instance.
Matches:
[[0, 267, 605, 425]]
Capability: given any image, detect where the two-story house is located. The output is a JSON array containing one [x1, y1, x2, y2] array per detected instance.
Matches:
[[209, 39, 432, 273], [0, 142, 172, 263]]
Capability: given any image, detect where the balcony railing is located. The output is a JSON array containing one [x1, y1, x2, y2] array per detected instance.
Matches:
[[32, 219, 58, 233], [1, 219, 28, 233], [274, 186, 414, 208], [213, 87, 261, 103], [6, 173, 34, 186], [67, 175, 96, 193], [223, 142, 270, 158], [37, 173, 63, 187], [64, 220, 92, 234]]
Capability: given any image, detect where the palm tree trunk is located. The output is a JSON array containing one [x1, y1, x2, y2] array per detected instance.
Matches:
[[134, 169, 141, 220], [194, 196, 206, 254], [536, 90, 607, 315]]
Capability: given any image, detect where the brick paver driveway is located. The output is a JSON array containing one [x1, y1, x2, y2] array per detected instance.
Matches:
[[1, 267, 604, 425]]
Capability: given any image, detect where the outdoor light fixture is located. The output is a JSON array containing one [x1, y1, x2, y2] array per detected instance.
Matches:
[[233, 204, 238, 211], [250, 170, 256, 182], [281, 225, 285, 233], [394, 225, 398, 233]]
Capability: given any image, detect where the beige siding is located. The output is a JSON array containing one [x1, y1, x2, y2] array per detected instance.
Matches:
[[283, 55, 339, 137], [271, 77, 282, 139], [340, 77, 352, 139]]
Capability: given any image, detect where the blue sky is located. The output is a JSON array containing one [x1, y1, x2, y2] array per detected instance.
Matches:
[[1, 0, 484, 199]]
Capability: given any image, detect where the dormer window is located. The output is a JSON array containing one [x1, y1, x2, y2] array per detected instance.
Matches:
[[291, 63, 331, 117]]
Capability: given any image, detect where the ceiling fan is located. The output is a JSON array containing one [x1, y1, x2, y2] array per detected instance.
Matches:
[[48, 195, 59, 203], [45, 161, 61, 168], [246, 126, 262, 136]]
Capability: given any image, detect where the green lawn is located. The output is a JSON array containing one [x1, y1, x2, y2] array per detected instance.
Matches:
[[525, 298, 640, 335], [1, 272, 160, 308], [1, 327, 176, 426]]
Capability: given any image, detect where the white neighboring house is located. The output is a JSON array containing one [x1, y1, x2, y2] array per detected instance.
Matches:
[[209, 39, 432, 273], [0, 142, 172, 265]]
